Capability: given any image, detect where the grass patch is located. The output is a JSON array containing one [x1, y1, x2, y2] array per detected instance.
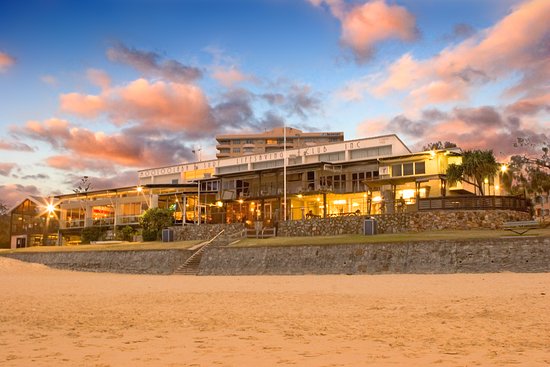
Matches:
[[232, 228, 550, 248], [0, 240, 201, 254]]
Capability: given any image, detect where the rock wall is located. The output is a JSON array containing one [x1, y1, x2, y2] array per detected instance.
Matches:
[[199, 237, 550, 275], [278, 210, 530, 236], [3, 249, 192, 275], [171, 223, 245, 241]]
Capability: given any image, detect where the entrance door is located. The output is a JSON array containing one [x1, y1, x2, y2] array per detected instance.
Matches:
[[16, 237, 26, 248]]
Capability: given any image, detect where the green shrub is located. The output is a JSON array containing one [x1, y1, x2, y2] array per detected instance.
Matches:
[[117, 225, 135, 241], [142, 228, 158, 242], [140, 207, 174, 239], [81, 226, 105, 244]]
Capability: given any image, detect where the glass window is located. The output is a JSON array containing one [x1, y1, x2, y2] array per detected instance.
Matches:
[[415, 161, 426, 174], [232, 148, 240, 153], [392, 164, 402, 177], [403, 163, 414, 176]]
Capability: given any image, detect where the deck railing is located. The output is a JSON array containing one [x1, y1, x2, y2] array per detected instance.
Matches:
[[418, 196, 529, 212]]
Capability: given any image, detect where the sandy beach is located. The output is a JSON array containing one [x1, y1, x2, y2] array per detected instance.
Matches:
[[0, 257, 549, 366]]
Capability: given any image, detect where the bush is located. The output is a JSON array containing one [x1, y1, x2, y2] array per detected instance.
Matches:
[[117, 225, 135, 241], [142, 228, 158, 242], [140, 207, 174, 237], [81, 226, 105, 244]]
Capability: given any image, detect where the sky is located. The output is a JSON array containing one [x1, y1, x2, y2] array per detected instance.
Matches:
[[0, 0, 548, 206]]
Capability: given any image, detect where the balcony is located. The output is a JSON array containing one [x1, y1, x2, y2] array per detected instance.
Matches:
[[418, 196, 529, 212]]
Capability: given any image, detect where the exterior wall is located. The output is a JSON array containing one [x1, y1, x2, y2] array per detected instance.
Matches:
[[3, 249, 193, 275], [277, 210, 530, 237], [10, 235, 26, 250], [171, 223, 246, 241], [199, 237, 550, 275], [215, 127, 344, 158], [138, 134, 411, 185]]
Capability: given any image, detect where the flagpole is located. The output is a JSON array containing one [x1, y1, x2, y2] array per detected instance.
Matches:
[[283, 125, 287, 221]]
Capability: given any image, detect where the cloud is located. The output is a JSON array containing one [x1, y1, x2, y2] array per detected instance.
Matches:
[[362, 104, 548, 159], [505, 93, 550, 116], [211, 66, 256, 88], [40, 75, 57, 86], [0, 51, 15, 72], [0, 163, 17, 176], [60, 93, 106, 118], [310, 0, 417, 62], [369, 0, 550, 108], [21, 173, 50, 180], [107, 43, 202, 82], [14, 118, 197, 173], [0, 141, 34, 152], [260, 83, 321, 119], [63, 171, 138, 192], [444, 23, 476, 41], [60, 78, 213, 136], [0, 184, 41, 207], [86, 68, 111, 89]]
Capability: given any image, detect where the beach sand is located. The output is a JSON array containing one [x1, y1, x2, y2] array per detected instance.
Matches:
[[0, 256, 549, 366]]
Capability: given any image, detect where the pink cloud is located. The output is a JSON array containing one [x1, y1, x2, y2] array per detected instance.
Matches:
[[370, 0, 550, 108], [86, 68, 111, 89], [310, 0, 417, 62], [60, 93, 105, 118], [0, 51, 15, 72], [0, 163, 17, 176], [212, 67, 255, 88], [0, 184, 41, 207], [341, 0, 416, 61], [60, 78, 213, 135], [15, 117, 196, 173]]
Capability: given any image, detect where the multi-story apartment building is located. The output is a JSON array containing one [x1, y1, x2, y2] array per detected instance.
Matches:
[[215, 126, 344, 158]]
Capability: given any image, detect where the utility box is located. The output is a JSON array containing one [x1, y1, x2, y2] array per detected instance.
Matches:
[[162, 228, 174, 242], [363, 218, 377, 235]]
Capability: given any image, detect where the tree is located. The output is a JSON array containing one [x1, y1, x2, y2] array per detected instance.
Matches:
[[140, 207, 174, 241], [73, 176, 92, 194], [0, 200, 10, 248], [506, 138, 550, 197], [422, 141, 457, 151], [446, 150, 499, 196]]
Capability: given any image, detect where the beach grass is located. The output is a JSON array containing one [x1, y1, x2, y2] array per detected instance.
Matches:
[[0, 239, 201, 253], [232, 228, 550, 247]]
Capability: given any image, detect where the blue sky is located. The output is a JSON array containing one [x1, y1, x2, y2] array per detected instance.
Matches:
[[0, 0, 548, 205]]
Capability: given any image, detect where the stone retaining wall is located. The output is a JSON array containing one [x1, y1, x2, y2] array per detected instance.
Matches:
[[3, 249, 192, 275], [199, 237, 550, 275], [278, 210, 530, 236], [171, 223, 245, 241]]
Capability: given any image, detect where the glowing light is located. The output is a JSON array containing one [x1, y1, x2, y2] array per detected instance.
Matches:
[[316, 197, 321, 202], [136, 186, 143, 192], [352, 202, 359, 207], [401, 190, 416, 200], [216, 201, 223, 207], [484, 178, 489, 184], [430, 150, 436, 159], [333, 200, 346, 205], [297, 194, 303, 199], [46, 204, 55, 213], [238, 199, 244, 204], [372, 196, 382, 202], [500, 165, 507, 173]]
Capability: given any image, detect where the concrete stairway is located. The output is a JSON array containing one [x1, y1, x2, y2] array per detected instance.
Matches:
[[173, 229, 245, 275]]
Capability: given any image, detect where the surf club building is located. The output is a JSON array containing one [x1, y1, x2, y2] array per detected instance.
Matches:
[[8, 133, 526, 248]]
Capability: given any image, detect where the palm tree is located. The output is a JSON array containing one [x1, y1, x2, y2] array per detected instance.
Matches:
[[446, 150, 499, 195]]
